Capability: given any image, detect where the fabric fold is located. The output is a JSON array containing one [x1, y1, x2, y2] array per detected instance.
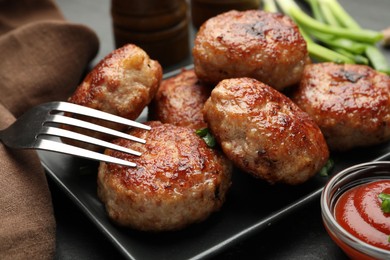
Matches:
[[0, 0, 64, 35], [0, 105, 56, 260], [0, 20, 99, 117], [0, 0, 100, 259]]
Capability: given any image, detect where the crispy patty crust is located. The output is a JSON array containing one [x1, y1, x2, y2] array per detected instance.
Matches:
[[291, 63, 390, 151], [192, 10, 309, 90], [65, 44, 162, 151], [203, 77, 329, 185], [148, 69, 211, 130], [98, 121, 232, 231]]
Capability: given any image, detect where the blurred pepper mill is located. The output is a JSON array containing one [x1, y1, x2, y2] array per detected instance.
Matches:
[[191, 0, 261, 29], [111, 0, 189, 67]]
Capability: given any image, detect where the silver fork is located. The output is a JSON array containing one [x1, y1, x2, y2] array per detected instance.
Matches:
[[0, 101, 150, 167]]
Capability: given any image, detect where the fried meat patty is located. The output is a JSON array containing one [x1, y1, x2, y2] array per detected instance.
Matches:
[[64, 44, 162, 151], [97, 121, 232, 231], [291, 63, 390, 151], [148, 68, 211, 130], [192, 10, 309, 91], [203, 78, 329, 185]]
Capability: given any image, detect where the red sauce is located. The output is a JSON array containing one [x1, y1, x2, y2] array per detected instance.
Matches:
[[334, 180, 390, 251]]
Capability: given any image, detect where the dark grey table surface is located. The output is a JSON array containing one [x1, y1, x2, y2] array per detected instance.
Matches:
[[51, 0, 389, 259]]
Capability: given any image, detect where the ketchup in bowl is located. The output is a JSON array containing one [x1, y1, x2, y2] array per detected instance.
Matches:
[[321, 161, 390, 260], [334, 180, 390, 251]]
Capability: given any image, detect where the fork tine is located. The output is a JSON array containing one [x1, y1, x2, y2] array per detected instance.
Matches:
[[41, 126, 142, 156], [49, 114, 146, 144], [53, 102, 151, 130], [36, 139, 136, 167]]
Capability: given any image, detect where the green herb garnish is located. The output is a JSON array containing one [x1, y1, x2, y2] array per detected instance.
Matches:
[[378, 193, 390, 213], [196, 128, 216, 148], [319, 158, 334, 177]]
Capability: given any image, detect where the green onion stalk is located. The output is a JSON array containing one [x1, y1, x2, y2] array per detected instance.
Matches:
[[265, 0, 390, 74], [264, 0, 354, 64], [311, 0, 390, 74]]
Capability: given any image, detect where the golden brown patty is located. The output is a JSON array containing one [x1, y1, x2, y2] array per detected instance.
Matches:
[[192, 10, 309, 91], [65, 44, 162, 151], [291, 63, 390, 151], [203, 77, 329, 185], [97, 121, 232, 231], [148, 68, 212, 130]]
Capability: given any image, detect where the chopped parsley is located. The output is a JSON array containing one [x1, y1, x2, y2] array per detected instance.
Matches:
[[319, 158, 334, 177], [195, 128, 216, 148]]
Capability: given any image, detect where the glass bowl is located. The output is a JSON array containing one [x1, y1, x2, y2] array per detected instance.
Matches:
[[321, 161, 390, 260]]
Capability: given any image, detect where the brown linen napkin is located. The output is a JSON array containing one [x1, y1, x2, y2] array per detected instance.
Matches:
[[0, 0, 99, 259], [0, 0, 64, 35], [0, 21, 99, 117], [0, 103, 56, 259]]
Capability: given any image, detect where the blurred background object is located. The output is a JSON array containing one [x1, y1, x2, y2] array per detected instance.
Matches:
[[111, 0, 190, 67]]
